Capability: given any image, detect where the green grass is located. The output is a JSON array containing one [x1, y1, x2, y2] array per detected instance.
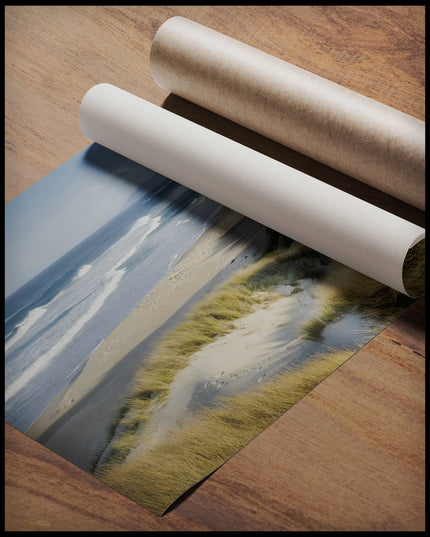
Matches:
[[95, 346, 357, 515], [402, 239, 425, 297], [330, 266, 414, 318], [92, 244, 331, 470], [244, 244, 329, 291], [301, 318, 327, 341], [92, 239, 420, 513], [300, 261, 416, 342]]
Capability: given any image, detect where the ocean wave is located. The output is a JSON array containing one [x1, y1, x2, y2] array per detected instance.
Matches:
[[113, 215, 162, 270], [132, 215, 161, 241], [5, 267, 126, 403], [129, 215, 152, 234], [175, 219, 191, 226], [168, 254, 179, 271], [73, 264, 92, 280], [5, 213, 162, 404], [5, 306, 47, 352], [5, 286, 70, 354]]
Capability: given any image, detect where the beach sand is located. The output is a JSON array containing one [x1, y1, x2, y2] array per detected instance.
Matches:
[[26, 209, 271, 470], [123, 283, 320, 460]]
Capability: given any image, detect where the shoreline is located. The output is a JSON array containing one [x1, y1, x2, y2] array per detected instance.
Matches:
[[25, 209, 270, 470]]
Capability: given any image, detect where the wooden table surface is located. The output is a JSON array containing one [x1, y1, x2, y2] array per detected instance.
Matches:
[[5, 6, 425, 531]]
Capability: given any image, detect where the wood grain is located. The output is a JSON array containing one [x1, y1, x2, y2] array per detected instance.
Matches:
[[5, 5, 425, 531], [5, 301, 425, 531]]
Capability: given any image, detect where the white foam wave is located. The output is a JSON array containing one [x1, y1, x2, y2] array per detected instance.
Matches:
[[5, 214, 162, 402], [129, 215, 153, 234], [175, 219, 190, 226], [134, 215, 161, 243], [113, 215, 162, 270], [168, 253, 179, 270], [5, 307, 47, 352], [73, 264, 92, 280], [5, 268, 125, 403], [113, 245, 137, 270]]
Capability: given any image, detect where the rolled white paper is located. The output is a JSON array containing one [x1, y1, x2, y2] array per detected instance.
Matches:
[[79, 83, 424, 295]]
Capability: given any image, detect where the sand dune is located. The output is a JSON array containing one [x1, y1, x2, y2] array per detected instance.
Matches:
[[25, 209, 269, 470], [125, 285, 318, 459]]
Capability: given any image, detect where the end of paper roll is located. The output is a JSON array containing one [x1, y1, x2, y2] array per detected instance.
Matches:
[[79, 83, 115, 139], [149, 16, 188, 91], [402, 238, 425, 298]]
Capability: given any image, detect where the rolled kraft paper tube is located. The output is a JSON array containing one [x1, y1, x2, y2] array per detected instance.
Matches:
[[150, 17, 425, 210], [79, 84, 425, 296]]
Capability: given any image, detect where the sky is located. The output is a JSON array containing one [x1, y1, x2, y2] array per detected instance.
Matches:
[[5, 144, 155, 297]]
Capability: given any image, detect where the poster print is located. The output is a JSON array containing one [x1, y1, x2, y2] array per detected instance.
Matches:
[[5, 144, 414, 514]]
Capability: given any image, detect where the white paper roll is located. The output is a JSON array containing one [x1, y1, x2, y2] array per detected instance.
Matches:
[[79, 83, 424, 296]]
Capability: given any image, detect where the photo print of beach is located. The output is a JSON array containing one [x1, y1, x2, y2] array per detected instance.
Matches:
[[5, 143, 416, 515]]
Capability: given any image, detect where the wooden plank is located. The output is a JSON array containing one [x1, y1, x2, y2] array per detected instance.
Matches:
[[4, 423, 207, 531], [4, 5, 425, 531], [5, 301, 425, 531]]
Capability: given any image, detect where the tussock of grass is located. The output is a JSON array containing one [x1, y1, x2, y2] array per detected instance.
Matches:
[[94, 240, 416, 514], [96, 347, 356, 515], [99, 245, 330, 468], [326, 265, 414, 319], [244, 244, 329, 291], [403, 239, 425, 297], [301, 318, 327, 341], [301, 261, 416, 341]]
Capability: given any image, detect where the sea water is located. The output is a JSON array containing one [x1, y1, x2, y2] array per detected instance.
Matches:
[[5, 167, 221, 432]]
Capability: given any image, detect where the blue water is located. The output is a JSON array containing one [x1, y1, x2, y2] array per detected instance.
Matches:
[[5, 156, 222, 431]]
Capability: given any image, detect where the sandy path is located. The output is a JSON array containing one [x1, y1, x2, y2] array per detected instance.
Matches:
[[25, 209, 267, 469], [123, 279, 322, 460]]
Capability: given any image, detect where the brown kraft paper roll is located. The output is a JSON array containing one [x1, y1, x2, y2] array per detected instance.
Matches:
[[150, 17, 425, 210]]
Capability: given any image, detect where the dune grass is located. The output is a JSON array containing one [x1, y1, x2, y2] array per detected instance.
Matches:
[[95, 346, 356, 515], [92, 240, 419, 513], [301, 318, 328, 341], [243, 244, 330, 291], [93, 244, 330, 469], [300, 261, 416, 342], [403, 238, 425, 297]]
